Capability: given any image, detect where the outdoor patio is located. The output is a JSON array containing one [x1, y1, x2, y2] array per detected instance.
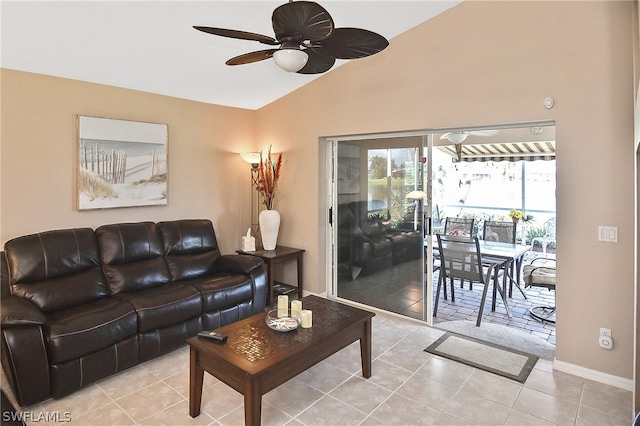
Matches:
[[337, 251, 556, 345]]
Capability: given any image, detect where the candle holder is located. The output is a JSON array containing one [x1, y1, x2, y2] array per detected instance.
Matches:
[[265, 309, 301, 332]]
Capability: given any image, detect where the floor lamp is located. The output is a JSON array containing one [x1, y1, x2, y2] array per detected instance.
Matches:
[[240, 153, 262, 246]]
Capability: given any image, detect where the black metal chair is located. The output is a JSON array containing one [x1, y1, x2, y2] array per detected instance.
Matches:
[[482, 220, 527, 299], [442, 217, 475, 290], [444, 217, 474, 236], [434, 234, 509, 326], [523, 257, 556, 323]]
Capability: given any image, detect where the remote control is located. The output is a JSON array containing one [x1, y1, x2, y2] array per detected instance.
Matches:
[[197, 331, 227, 343]]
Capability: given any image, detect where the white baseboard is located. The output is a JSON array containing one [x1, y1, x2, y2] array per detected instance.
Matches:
[[553, 359, 633, 391]]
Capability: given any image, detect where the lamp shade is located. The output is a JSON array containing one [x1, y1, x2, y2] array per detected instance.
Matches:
[[240, 152, 261, 166], [273, 49, 308, 72], [406, 190, 427, 200], [445, 133, 469, 144]]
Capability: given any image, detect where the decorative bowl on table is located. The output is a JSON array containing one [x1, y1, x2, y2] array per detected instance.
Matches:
[[265, 309, 301, 332]]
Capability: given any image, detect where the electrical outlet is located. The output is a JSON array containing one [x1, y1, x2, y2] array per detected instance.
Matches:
[[600, 328, 611, 337]]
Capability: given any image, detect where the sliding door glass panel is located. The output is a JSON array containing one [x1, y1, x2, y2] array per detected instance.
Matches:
[[335, 137, 426, 320]]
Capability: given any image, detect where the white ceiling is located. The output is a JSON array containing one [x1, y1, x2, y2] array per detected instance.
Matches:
[[1, 1, 460, 110]]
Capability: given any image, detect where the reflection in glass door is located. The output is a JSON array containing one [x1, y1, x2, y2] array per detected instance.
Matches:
[[332, 135, 432, 321]]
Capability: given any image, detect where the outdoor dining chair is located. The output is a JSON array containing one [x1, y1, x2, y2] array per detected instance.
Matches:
[[444, 217, 474, 236], [442, 217, 475, 290], [434, 234, 509, 326], [482, 220, 527, 299]]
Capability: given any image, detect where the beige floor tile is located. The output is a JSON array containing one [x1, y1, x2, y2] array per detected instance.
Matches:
[[141, 348, 190, 380], [263, 377, 324, 418], [580, 379, 633, 416], [533, 358, 554, 373], [297, 361, 353, 393], [96, 366, 160, 400], [418, 356, 474, 388], [433, 412, 473, 426], [324, 342, 364, 374], [443, 387, 511, 425], [218, 402, 292, 426], [513, 386, 578, 425], [162, 368, 219, 399], [524, 368, 584, 403], [461, 369, 522, 407], [38, 384, 111, 419], [504, 409, 555, 425], [295, 395, 368, 426], [199, 381, 243, 421], [369, 392, 440, 425], [395, 369, 459, 411], [70, 401, 134, 425], [137, 399, 214, 426], [376, 338, 431, 373], [328, 376, 392, 414], [576, 403, 634, 426], [114, 381, 184, 423], [366, 359, 414, 391]]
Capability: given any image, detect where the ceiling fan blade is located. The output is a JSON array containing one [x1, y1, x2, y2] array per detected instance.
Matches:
[[313, 28, 388, 59], [226, 49, 277, 66], [272, 1, 334, 43], [469, 129, 500, 137], [297, 49, 335, 74], [193, 26, 278, 45]]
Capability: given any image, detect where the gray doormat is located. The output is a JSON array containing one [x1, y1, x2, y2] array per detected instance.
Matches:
[[425, 332, 538, 383]]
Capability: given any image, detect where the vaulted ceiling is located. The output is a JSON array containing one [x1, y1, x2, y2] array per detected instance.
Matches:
[[1, 1, 461, 110]]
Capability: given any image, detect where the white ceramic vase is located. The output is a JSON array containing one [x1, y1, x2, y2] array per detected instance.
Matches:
[[259, 209, 280, 250]]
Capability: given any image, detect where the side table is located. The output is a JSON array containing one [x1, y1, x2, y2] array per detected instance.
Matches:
[[237, 246, 305, 306]]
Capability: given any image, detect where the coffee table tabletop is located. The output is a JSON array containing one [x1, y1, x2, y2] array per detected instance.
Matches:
[[187, 295, 375, 426]]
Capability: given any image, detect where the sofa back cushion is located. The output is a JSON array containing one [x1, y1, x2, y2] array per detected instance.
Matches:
[[96, 222, 171, 294], [4, 228, 108, 312], [157, 219, 220, 281]]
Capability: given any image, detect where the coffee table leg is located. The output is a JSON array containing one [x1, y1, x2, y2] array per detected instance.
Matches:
[[189, 348, 204, 418], [244, 378, 262, 426], [360, 318, 372, 378]]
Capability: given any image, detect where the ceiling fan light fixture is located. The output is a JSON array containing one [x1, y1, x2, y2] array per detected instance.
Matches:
[[445, 133, 469, 144], [273, 48, 308, 72]]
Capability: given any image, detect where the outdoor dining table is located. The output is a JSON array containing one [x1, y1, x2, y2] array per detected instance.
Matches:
[[428, 236, 531, 314]]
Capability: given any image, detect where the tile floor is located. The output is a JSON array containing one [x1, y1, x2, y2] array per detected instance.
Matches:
[[1, 311, 632, 426], [338, 254, 556, 344]]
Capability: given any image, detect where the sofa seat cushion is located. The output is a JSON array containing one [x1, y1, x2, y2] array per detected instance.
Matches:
[[46, 297, 138, 364], [115, 283, 202, 333], [368, 236, 392, 255], [187, 274, 253, 312]]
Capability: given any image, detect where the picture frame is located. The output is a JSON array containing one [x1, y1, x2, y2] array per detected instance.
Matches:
[[77, 115, 168, 210]]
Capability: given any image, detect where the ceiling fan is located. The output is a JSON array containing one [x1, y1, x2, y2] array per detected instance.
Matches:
[[193, 0, 389, 74]]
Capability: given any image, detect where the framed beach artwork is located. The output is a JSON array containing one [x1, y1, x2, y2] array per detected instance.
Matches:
[[77, 115, 168, 210]]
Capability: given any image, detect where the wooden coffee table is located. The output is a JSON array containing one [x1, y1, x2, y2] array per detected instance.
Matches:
[[187, 295, 375, 426]]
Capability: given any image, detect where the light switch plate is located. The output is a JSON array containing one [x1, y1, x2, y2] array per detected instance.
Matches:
[[598, 226, 618, 243]]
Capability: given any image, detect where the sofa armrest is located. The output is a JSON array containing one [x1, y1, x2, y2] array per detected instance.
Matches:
[[1, 296, 51, 406], [216, 255, 264, 275], [1, 296, 46, 327]]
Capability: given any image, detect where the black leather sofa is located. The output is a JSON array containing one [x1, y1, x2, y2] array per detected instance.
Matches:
[[0, 219, 267, 407], [338, 201, 422, 277]]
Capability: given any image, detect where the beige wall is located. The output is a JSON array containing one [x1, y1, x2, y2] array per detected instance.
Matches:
[[256, 1, 636, 380], [0, 1, 636, 382], [0, 69, 256, 254]]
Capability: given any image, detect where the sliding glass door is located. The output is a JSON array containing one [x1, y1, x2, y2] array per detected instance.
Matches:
[[330, 135, 432, 321], [327, 123, 556, 330]]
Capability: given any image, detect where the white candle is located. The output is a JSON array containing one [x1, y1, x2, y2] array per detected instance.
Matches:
[[300, 310, 312, 328], [277, 295, 288, 318], [290, 300, 302, 319]]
